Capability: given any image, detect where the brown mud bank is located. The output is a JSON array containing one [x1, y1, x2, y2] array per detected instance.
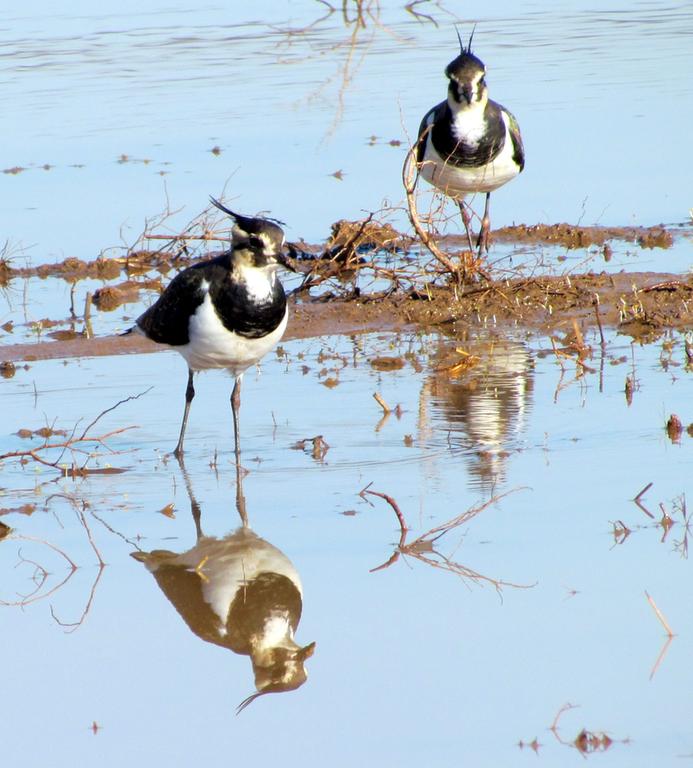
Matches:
[[1, 270, 691, 366], [0, 221, 682, 285]]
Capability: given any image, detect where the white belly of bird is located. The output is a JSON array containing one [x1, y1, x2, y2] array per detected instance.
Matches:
[[421, 113, 519, 198], [174, 530, 302, 634], [179, 292, 288, 375]]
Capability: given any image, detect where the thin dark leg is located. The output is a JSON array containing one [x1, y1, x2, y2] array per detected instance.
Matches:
[[231, 375, 242, 463], [234, 459, 249, 527], [458, 201, 475, 252], [175, 453, 204, 539], [477, 192, 491, 255], [174, 368, 195, 458]]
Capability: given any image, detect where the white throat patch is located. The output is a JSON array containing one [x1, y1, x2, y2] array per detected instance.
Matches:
[[237, 263, 276, 302], [451, 100, 487, 147]]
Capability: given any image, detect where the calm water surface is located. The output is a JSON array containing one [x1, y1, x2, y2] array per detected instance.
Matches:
[[2, 326, 693, 766], [2, 1, 692, 264]]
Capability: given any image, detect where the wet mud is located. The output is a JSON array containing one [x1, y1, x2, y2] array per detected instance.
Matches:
[[1, 268, 691, 366]]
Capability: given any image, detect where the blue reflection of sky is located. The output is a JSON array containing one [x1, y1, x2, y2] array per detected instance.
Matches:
[[2, 1, 692, 264], [1, 329, 692, 766]]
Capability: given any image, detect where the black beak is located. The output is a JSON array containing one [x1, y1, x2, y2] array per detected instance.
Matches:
[[276, 242, 300, 272]]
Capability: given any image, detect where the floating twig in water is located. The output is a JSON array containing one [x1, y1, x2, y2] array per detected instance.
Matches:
[[0, 388, 151, 473], [644, 590, 675, 637], [373, 391, 391, 414]]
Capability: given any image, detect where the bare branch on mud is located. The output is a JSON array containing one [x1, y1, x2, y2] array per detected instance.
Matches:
[[402, 138, 461, 277]]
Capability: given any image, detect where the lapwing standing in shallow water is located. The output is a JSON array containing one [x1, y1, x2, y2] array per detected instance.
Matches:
[[126, 197, 291, 460], [417, 31, 524, 254]]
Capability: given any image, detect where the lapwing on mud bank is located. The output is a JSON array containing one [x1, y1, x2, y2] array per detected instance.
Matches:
[[125, 197, 291, 460], [417, 30, 524, 254]]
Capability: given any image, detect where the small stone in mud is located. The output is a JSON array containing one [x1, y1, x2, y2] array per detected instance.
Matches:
[[0, 521, 12, 540], [370, 356, 405, 371], [666, 414, 683, 442], [404, 434, 414, 447], [1, 321, 13, 333], [1, 361, 16, 378], [603, 243, 613, 262]]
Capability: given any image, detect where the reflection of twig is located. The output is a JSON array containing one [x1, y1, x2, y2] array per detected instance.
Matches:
[[549, 702, 579, 743], [0, 536, 77, 607], [90, 509, 144, 551], [1, 495, 108, 633], [649, 634, 674, 681], [404, 1, 438, 26], [633, 481, 654, 519], [364, 484, 532, 590], [549, 702, 620, 755], [50, 563, 105, 633]]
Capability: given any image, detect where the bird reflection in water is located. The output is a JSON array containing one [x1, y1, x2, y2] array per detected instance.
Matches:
[[426, 338, 534, 491], [131, 463, 315, 713]]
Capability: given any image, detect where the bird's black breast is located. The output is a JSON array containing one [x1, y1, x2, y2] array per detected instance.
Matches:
[[136, 253, 287, 346], [425, 100, 507, 168], [226, 572, 303, 654], [209, 267, 287, 340]]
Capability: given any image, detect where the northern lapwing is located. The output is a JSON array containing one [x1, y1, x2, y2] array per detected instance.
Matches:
[[417, 31, 524, 254], [132, 462, 315, 713], [126, 197, 291, 460]]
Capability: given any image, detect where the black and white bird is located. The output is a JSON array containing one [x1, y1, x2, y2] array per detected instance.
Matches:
[[127, 197, 290, 459], [417, 31, 524, 253], [132, 463, 315, 713]]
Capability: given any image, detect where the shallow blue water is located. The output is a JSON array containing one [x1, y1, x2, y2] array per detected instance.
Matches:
[[2, 326, 692, 766], [2, 0, 692, 266], [1, 4, 693, 766]]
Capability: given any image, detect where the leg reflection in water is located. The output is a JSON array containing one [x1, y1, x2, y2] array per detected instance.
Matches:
[[131, 460, 315, 713]]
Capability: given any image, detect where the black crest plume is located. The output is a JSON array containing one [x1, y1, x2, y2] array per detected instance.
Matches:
[[455, 24, 476, 54], [209, 196, 286, 229]]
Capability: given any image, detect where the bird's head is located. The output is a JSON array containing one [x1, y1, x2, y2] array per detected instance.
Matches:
[[210, 196, 293, 270], [236, 640, 316, 714], [445, 28, 488, 110]]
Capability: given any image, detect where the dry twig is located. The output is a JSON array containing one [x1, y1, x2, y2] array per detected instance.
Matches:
[[0, 388, 151, 472]]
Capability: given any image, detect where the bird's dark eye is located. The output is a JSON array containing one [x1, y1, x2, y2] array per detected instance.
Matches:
[[249, 235, 263, 249], [479, 77, 486, 87]]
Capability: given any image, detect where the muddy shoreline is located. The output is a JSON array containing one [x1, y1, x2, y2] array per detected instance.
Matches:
[[1, 269, 691, 366]]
